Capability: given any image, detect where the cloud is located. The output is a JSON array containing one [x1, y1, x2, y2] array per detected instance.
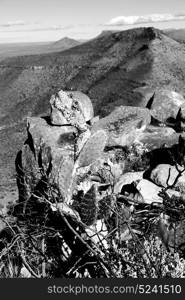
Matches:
[[0, 24, 74, 32], [16, 25, 73, 32], [0, 20, 26, 27], [106, 13, 185, 26]]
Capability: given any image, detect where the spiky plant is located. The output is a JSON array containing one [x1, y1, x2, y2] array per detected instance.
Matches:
[[65, 130, 107, 205]]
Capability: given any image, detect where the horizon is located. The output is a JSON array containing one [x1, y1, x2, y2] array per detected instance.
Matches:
[[1, 0, 185, 43], [0, 26, 184, 45]]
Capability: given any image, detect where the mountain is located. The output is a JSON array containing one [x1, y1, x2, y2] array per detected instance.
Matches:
[[164, 28, 185, 44], [1, 26, 185, 202], [0, 37, 81, 61], [51, 37, 81, 50]]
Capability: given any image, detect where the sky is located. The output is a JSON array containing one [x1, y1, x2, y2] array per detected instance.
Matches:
[[1, 0, 185, 43]]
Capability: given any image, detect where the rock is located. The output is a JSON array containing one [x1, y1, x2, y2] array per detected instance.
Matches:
[[76, 130, 107, 168], [16, 117, 77, 208], [92, 106, 151, 147], [89, 115, 100, 126], [69, 91, 94, 122], [136, 179, 181, 204], [138, 125, 176, 139], [50, 89, 94, 126], [134, 86, 155, 107], [114, 171, 144, 194], [136, 125, 178, 150], [50, 90, 72, 125], [148, 89, 185, 123], [136, 179, 163, 204], [150, 164, 185, 189]]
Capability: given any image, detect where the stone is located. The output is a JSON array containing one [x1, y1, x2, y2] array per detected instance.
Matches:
[[136, 125, 178, 151], [91, 106, 151, 147], [148, 89, 185, 123], [70, 91, 94, 122], [150, 164, 185, 189], [136, 179, 181, 204], [16, 117, 77, 208], [114, 171, 144, 194], [134, 86, 155, 107], [136, 179, 163, 204], [50, 89, 94, 126]]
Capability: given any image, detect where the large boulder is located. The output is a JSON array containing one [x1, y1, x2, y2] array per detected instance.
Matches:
[[92, 106, 151, 147], [69, 91, 94, 122], [136, 125, 178, 150], [150, 164, 185, 190], [148, 89, 185, 123], [50, 90, 94, 126], [16, 117, 77, 207]]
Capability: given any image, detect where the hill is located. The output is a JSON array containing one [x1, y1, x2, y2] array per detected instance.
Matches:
[[1, 26, 185, 202], [52, 36, 80, 50], [0, 37, 81, 61]]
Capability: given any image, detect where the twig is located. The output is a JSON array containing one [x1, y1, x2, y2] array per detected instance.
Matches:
[[61, 213, 117, 277], [41, 238, 46, 278], [165, 164, 185, 191], [20, 252, 40, 278], [66, 250, 90, 276]]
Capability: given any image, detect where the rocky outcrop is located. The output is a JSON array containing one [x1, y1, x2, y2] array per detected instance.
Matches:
[[16, 117, 77, 207], [14, 88, 185, 256], [147, 89, 185, 123], [15, 91, 107, 213], [50, 90, 94, 127], [16, 90, 185, 211], [92, 106, 151, 147]]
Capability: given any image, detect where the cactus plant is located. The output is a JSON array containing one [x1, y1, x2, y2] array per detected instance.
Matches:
[[65, 130, 107, 205], [79, 184, 98, 226], [76, 130, 107, 168]]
